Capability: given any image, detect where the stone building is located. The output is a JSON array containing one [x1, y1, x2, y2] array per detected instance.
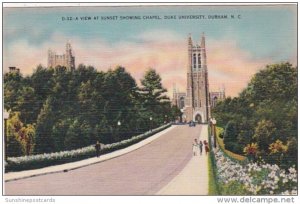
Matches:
[[172, 34, 225, 123], [210, 88, 226, 108], [8, 66, 20, 74], [181, 33, 210, 123], [48, 42, 75, 70], [172, 87, 186, 110]]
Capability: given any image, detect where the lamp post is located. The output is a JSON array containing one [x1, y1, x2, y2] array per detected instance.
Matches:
[[117, 120, 121, 132], [117, 121, 121, 139], [211, 118, 217, 148], [209, 118, 213, 135], [149, 117, 152, 132], [3, 110, 9, 161]]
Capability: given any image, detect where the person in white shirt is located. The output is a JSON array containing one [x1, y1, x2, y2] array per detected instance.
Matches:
[[192, 139, 199, 156]]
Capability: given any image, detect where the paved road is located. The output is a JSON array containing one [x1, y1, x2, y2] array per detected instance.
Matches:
[[5, 125, 203, 195]]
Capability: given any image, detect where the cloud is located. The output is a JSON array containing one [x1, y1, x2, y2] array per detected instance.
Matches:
[[3, 31, 292, 98]]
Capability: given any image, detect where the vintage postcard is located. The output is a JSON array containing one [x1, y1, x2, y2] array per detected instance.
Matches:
[[1, 2, 298, 203]]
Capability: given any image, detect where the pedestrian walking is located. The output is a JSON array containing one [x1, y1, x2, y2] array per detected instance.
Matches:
[[192, 139, 199, 156], [95, 140, 101, 157], [199, 140, 203, 155], [205, 143, 210, 155]]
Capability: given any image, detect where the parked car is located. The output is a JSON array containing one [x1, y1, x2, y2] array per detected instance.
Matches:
[[189, 121, 196, 127]]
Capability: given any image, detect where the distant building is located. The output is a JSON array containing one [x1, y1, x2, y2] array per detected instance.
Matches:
[[172, 33, 226, 123], [210, 88, 226, 108], [172, 87, 186, 110], [48, 42, 75, 70], [9, 66, 20, 74]]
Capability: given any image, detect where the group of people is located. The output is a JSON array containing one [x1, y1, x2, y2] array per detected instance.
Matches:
[[192, 139, 210, 156]]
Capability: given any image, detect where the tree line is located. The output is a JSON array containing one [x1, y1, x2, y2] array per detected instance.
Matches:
[[4, 64, 181, 156], [212, 63, 297, 168]]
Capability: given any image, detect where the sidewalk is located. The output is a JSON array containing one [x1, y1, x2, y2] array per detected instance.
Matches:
[[156, 124, 208, 195], [5, 126, 175, 182]]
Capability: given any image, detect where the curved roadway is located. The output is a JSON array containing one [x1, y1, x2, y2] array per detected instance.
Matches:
[[5, 125, 203, 195]]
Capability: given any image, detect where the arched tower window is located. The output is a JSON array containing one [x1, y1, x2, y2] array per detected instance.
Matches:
[[193, 53, 196, 69], [213, 96, 218, 107], [198, 53, 201, 69], [179, 97, 185, 109]]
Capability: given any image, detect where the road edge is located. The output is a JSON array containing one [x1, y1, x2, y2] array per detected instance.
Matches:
[[5, 125, 176, 182]]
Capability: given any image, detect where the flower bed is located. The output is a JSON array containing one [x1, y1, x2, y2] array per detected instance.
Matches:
[[214, 149, 297, 195], [5, 123, 171, 172]]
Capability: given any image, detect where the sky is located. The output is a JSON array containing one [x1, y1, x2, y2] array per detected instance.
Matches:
[[3, 4, 297, 97]]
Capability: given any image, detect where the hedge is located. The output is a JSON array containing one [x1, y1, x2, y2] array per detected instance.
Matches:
[[216, 126, 248, 164], [5, 123, 171, 172]]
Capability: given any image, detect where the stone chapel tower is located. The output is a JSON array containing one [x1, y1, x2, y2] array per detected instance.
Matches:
[[183, 33, 210, 123], [48, 42, 75, 71]]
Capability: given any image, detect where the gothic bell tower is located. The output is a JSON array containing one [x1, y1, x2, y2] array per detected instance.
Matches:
[[183, 33, 210, 123]]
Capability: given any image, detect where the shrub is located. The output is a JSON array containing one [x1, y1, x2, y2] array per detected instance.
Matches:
[[253, 119, 276, 153], [223, 121, 238, 152]]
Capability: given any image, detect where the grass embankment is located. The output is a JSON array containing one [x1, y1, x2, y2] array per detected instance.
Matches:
[[208, 152, 219, 195], [216, 127, 246, 162], [207, 126, 220, 195]]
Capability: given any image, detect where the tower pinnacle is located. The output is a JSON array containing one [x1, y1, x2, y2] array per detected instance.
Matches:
[[201, 32, 206, 48], [188, 33, 192, 45]]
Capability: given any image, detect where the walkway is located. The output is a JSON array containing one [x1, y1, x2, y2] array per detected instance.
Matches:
[[156, 124, 208, 195]]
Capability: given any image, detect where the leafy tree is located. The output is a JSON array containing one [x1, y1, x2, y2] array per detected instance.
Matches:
[[4, 71, 24, 111], [102, 66, 138, 141], [223, 121, 240, 152], [52, 119, 72, 151], [19, 124, 36, 155], [247, 63, 297, 103], [5, 112, 36, 157], [170, 105, 182, 122], [212, 62, 297, 168], [253, 119, 276, 154], [6, 112, 24, 157], [78, 80, 100, 125], [64, 119, 89, 150], [15, 86, 38, 124], [4, 64, 174, 155], [34, 98, 56, 153]]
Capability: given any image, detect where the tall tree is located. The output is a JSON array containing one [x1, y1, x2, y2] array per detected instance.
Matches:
[[34, 98, 56, 153], [140, 68, 170, 127], [102, 66, 138, 141]]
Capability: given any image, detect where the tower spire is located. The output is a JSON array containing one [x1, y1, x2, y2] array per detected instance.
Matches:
[[188, 33, 193, 46], [173, 83, 177, 94], [201, 32, 206, 48]]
